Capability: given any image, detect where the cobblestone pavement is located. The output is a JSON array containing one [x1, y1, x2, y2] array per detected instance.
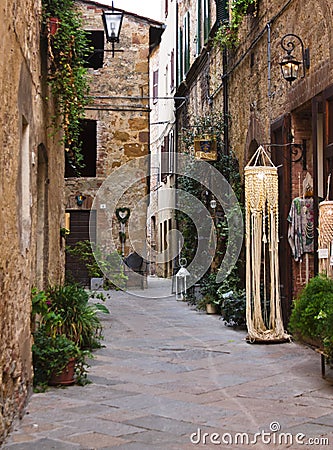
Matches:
[[3, 277, 333, 449]]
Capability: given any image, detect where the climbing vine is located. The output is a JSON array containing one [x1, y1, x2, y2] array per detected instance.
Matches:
[[42, 0, 91, 172], [214, 0, 257, 49], [177, 112, 244, 300]]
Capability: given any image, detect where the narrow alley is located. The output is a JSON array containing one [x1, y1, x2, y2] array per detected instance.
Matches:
[[3, 278, 333, 449]]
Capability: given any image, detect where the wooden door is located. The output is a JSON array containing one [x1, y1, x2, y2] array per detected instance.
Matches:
[[271, 115, 292, 326], [65, 210, 96, 287]]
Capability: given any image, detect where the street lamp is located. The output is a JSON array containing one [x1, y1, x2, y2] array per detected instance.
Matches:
[[102, 2, 124, 57], [279, 33, 310, 84]]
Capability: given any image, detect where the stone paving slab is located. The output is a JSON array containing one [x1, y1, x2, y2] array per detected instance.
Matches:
[[2, 277, 333, 449]]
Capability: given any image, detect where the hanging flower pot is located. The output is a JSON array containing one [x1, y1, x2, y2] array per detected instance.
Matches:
[[48, 17, 60, 36], [194, 134, 217, 161]]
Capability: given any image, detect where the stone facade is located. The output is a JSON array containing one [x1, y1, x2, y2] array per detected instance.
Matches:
[[148, 0, 177, 278], [0, 0, 65, 443], [65, 1, 164, 266], [175, 0, 333, 323]]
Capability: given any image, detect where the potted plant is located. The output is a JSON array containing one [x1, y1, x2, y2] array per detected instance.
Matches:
[[48, 16, 60, 35], [217, 288, 246, 328], [289, 274, 333, 358], [31, 283, 109, 389], [66, 240, 127, 290], [43, 284, 109, 349], [32, 327, 84, 389], [197, 294, 220, 314]]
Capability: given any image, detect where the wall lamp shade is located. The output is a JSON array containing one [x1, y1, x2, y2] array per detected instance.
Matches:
[[279, 33, 310, 84], [102, 10, 123, 43]]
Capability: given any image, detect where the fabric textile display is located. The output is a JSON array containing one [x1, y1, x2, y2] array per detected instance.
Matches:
[[244, 146, 289, 342], [287, 197, 314, 261]]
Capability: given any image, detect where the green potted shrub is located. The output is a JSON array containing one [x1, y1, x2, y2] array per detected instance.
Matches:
[[199, 294, 219, 314], [31, 283, 109, 389], [289, 274, 333, 358], [32, 326, 85, 389], [196, 273, 222, 314], [66, 240, 127, 290], [217, 288, 246, 328], [43, 284, 109, 349]]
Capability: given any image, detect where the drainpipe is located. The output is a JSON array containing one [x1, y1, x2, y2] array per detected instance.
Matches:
[[267, 21, 272, 102], [219, 0, 229, 155]]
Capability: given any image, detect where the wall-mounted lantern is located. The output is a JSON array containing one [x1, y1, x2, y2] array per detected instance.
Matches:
[[102, 2, 124, 57], [279, 33, 310, 84], [76, 194, 86, 206]]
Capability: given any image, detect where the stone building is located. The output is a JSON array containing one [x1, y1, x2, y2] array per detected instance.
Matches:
[[65, 0, 164, 286], [225, 0, 333, 323], [174, 0, 333, 325], [0, 0, 65, 443], [149, 0, 177, 278]]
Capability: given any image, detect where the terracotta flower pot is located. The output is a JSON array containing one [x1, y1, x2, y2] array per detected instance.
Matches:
[[49, 358, 76, 386], [49, 17, 60, 36], [206, 303, 217, 314]]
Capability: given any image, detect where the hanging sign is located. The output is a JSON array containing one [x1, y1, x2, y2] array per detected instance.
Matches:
[[194, 136, 217, 161]]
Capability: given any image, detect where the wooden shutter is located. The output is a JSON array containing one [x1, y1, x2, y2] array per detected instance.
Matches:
[[161, 135, 169, 182], [271, 114, 292, 326], [170, 49, 175, 91], [153, 70, 158, 103]]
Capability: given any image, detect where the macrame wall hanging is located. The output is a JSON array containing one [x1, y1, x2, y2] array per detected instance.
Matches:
[[318, 175, 333, 277], [245, 146, 289, 342]]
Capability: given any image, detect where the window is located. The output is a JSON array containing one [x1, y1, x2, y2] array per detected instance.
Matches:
[[161, 131, 175, 180], [153, 69, 159, 103], [177, 27, 183, 85], [84, 31, 104, 69], [196, 0, 202, 55], [65, 119, 97, 177], [20, 117, 31, 253], [203, 0, 210, 42], [161, 135, 169, 182], [168, 130, 175, 173], [165, 64, 169, 95], [183, 12, 190, 74]]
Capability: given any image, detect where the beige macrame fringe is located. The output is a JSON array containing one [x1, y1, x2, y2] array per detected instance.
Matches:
[[245, 146, 289, 342], [318, 200, 333, 278]]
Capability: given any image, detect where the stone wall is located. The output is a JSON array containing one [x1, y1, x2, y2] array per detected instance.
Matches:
[[175, 0, 333, 310], [224, 0, 333, 298], [65, 1, 158, 258], [0, 0, 65, 443]]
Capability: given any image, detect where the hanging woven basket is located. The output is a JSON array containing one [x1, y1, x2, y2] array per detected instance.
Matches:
[[245, 146, 289, 343]]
